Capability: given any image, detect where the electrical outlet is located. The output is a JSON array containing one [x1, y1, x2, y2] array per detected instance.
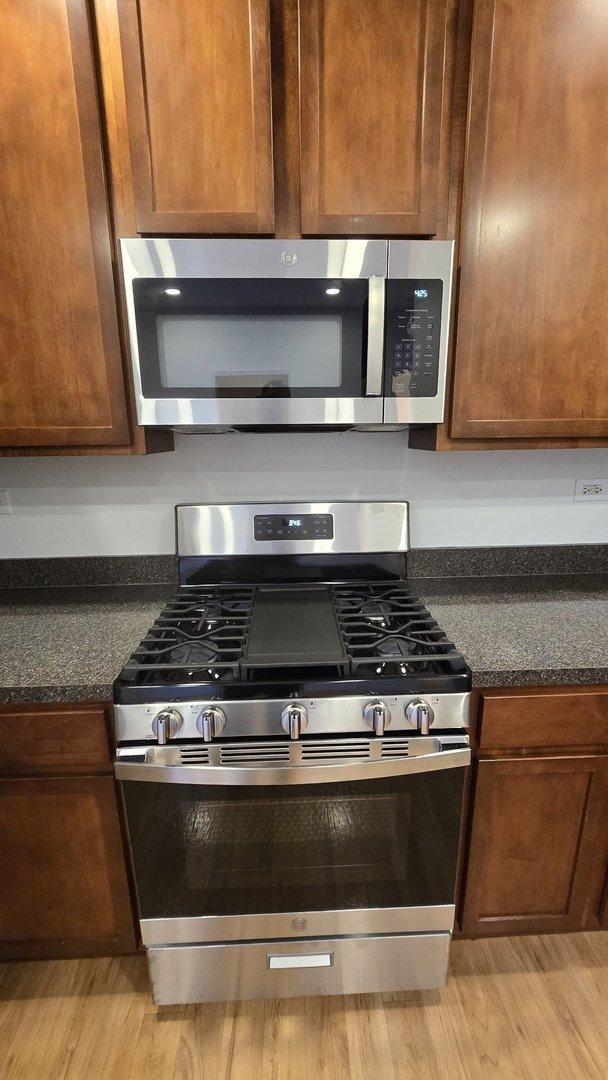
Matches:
[[0, 490, 10, 514], [574, 479, 608, 502]]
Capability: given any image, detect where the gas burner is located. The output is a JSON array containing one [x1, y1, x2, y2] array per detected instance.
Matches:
[[169, 641, 218, 665], [360, 600, 393, 620], [377, 638, 414, 658]]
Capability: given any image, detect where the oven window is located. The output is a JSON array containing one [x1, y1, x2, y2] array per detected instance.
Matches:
[[121, 770, 465, 920], [133, 278, 369, 398]]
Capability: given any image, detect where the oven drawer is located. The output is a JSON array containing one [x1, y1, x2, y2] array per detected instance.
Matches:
[[147, 932, 451, 1005]]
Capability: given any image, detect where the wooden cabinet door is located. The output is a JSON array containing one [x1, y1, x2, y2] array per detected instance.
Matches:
[[0, 775, 136, 960], [0, 0, 130, 448], [116, 0, 274, 233], [461, 755, 608, 937], [298, 0, 450, 235], [450, 0, 608, 439]]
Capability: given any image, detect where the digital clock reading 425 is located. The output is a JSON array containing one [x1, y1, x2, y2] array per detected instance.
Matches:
[[254, 514, 334, 541]]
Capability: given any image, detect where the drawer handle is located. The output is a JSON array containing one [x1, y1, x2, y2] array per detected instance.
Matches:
[[267, 952, 333, 970]]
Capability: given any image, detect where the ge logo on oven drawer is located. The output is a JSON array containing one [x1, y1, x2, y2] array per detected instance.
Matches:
[[291, 917, 308, 931], [281, 250, 298, 267]]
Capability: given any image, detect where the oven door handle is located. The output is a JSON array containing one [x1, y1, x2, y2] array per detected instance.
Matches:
[[365, 276, 386, 396], [114, 744, 470, 786]]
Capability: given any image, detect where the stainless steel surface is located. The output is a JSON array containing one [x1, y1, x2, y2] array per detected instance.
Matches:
[[196, 706, 225, 742], [146, 932, 451, 1004], [121, 238, 387, 281], [175, 501, 409, 556], [140, 904, 456, 946], [133, 397, 384, 428], [406, 698, 435, 735], [384, 240, 455, 425], [114, 690, 470, 744], [151, 708, 183, 745], [120, 239, 387, 429], [267, 953, 332, 969], [365, 276, 386, 396], [114, 738, 470, 786], [281, 703, 309, 740], [363, 700, 391, 736]]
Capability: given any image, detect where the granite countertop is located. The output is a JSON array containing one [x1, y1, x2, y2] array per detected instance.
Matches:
[[415, 574, 608, 688], [2, 574, 608, 705], [0, 585, 173, 705]]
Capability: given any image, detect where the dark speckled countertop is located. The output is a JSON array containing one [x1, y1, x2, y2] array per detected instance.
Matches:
[[1, 572, 608, 705], [414, 574, 608, 688], [0, 585, 173, 705]]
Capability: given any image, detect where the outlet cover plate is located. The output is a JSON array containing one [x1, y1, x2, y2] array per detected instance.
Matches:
[[574, 479, 608, 502]]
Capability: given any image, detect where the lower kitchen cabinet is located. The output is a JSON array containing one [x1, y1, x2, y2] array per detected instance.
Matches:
[[0, 704, 137, 960], [461, 687, 608, 938]]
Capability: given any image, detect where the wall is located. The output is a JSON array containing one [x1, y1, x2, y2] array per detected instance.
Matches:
[[1, 433, 608, 557]]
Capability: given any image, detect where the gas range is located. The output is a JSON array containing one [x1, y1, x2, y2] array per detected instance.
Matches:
[[113, 502, 471, 1006]]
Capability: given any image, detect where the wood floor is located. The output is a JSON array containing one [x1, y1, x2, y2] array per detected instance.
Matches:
[[0, 933, 607, 1079]]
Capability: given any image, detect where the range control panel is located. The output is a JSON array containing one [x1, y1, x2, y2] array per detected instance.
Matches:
[[254, 513, 334, 541], [384, 279, 443, 398]]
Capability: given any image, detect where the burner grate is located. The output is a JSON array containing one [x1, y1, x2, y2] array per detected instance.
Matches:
[[120, 587, 254, 684], [334, 583, 463, 677]]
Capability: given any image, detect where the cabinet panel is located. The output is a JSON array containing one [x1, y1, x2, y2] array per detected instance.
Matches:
[[0, 0, 130, 448], [0, 705, 111, 776], [0, 775, 136, 960], [117, 0, 274, 233], [462, 756, 607, 936], [451, 0, 608, 439], [479, 689, 608, 752], [299, 0, 449, 235]]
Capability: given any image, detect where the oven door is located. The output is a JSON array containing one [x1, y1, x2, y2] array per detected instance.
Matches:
[[116, 737, 469, 946], [120, 239, 387, 427]]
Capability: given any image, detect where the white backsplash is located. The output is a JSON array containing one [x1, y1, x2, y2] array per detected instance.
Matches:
[[1, 432, 608, 556]]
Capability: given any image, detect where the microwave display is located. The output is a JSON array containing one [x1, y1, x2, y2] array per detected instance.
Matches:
[[384, 279, 444, 398]]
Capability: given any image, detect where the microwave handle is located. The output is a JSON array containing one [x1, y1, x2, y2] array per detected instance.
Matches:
[[365, 276, 386, 396]]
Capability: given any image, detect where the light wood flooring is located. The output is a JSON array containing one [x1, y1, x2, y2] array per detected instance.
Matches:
[[1, 933, 607, 1079]]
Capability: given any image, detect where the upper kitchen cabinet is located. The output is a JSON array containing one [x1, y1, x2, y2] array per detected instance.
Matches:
[[449, 0, 608, 441], [0, 0, 131, 448], [114, 0, 274, 234], [298, 0, 452, 236]]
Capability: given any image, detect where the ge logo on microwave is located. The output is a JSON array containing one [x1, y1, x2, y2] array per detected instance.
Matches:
[[281, 250, 298, 267]]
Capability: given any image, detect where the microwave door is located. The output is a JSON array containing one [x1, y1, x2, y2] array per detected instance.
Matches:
[[384, 241, 454, 425], [120, 239, 387, 428]]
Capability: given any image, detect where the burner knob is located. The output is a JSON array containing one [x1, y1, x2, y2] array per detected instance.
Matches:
[[363, 700, 391, 736], [197, 706, 226, 743], [281, 704, 309, 741], [152, 708, 183, 745], [406, 698, 434, 735]]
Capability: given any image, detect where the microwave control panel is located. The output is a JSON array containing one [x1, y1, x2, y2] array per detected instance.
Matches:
[[384, 280, 444, 398], [254, 514, 334, 541]]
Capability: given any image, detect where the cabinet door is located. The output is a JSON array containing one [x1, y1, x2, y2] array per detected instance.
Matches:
[[0, 775, 136, 959], [299, 0, 450, 235], [461, 756, 607, 937], [116, 0, 274, 234], [450, 0, 608, 439], [0, 0, 130, 448]]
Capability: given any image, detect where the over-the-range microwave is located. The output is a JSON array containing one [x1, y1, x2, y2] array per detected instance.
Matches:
[[120, 239, 454, 430]]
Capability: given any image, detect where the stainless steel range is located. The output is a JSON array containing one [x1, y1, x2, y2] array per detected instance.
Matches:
[[114, 502, 471, 1005]]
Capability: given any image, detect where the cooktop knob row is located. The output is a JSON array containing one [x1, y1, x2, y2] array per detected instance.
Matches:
[[281, 703, 309, 740]]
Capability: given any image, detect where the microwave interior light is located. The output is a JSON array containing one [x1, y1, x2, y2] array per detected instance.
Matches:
[[165, 287, 181, 296]]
